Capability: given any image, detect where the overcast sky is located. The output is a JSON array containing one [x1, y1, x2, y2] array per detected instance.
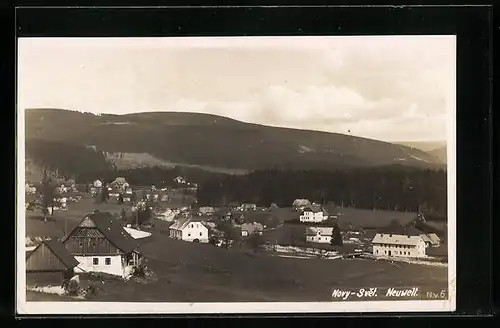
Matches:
[[18, 36, 455, 142]]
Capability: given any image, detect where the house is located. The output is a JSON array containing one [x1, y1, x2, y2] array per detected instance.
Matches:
[[420, 233, 441, 247], [198, 206, 216, 216], [241, 222, 264, 236], [305, 227, 334, 244], [372, 233, 427, 258], [60, 212, 141, 277], [26, 240, 79, 286], [299, 205, 329, 223], [169, 217, 209, 243], [93, 180, 103, 188], [241, 203, 257, 212], [173, 176, 186, 184], [227, 202, 241, 211], [293, 199, 311, 211]]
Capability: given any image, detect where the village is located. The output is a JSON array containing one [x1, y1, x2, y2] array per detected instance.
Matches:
[[24, 175, 448, 301]]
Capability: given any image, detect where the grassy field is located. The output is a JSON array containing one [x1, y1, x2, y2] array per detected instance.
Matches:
[[26, 227, 448, 302], [24, 194, 448, 302]]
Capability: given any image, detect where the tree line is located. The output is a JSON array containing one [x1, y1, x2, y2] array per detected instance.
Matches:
[[196, 167, 447, 218]]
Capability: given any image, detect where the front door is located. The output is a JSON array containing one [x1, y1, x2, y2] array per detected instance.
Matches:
[[388, 250, 392, 256]]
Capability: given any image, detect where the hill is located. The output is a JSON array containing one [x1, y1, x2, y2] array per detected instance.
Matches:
[[427, 146, 447, 164], [24, 108, 444, 173], [395, 141, 447, 152]]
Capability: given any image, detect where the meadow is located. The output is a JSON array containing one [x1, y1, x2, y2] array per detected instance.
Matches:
[[23, 193, 449, 302]]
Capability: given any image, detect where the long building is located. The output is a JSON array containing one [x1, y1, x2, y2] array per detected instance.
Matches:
[[372, 233, 427, 258]]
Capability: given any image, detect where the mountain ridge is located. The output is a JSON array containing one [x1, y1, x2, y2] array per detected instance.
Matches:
[[24, 108, 445, 173]]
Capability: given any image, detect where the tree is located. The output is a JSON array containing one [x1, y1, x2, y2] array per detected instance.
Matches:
[[330, 223, 343, 247], [217, 221, 239, 248], [290, 226, 305, 246], [118, 193, 124, 205], [247, 234, 265, 252], [101, 186, 110, 203], [120, 208, 127, 221], [32, 167, 61, 222]]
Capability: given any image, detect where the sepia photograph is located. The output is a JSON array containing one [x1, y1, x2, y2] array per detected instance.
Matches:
[[16, 36, 456, 314]]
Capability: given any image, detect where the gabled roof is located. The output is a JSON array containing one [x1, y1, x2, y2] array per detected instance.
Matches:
[[28, 240, 79, 270], [372, 233, 424, 246], [241, 222, 264, 233], [305, 227, 334, 236], [62, 212, 138, 255], [199, 206, 215, 212], [169, 216, 191, 230], [426, 233, 441, 243], [420, 234, 432, 243]]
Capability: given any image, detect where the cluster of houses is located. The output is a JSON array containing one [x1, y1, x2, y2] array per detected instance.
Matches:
[[26, 210, 143, 286], [173, 176, 198, 191], [25, 181, 84, 214], [292, 198, 442, 259]]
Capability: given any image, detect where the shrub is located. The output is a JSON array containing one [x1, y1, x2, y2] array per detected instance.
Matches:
[[62, 278, 80, 296]]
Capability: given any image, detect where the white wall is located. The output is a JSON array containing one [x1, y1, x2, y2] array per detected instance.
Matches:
[[73, 255, 124, 277], [300, 212, 327, 223], [372, 241, 426, 258], [306, 235, 332, 244], [181, 223, 209, 243]]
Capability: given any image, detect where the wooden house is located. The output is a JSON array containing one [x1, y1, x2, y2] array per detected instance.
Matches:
[[26, 240, 79, 286], [60, 212, 141, 277]]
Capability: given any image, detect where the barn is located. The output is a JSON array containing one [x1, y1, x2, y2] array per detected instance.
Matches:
[[26, 240, 79, 286]]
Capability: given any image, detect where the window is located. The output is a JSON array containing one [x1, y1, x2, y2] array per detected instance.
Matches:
[[376, 250, 378, 254], [93, 258, 99, 265], [200, 232, 202, 236], [79, 242, 83, 247], [105, 258, 111, 265], [191, 224, 194, 228], [188, 233, 191, 237], [92, 242, 96, 247], [384, 251, 387, 254]]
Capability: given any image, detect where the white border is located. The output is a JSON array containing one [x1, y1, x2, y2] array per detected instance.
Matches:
[[16, 35, 456, 315]]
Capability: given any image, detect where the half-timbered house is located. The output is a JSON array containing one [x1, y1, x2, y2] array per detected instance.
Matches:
[[60, 211, 141, 277]]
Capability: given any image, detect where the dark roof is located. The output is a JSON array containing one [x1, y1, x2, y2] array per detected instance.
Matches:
[[29, 240, 79, 269], [63, 212, 138, 255]]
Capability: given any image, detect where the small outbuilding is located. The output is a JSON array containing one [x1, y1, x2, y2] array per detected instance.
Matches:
[[26, 240, 79, 286]]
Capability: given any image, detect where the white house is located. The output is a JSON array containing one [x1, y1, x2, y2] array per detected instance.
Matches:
[[372, 233, 427, 258], [169, 217, 209, 243], [306, 227, 334, 244], [299, 205, 329, 223]]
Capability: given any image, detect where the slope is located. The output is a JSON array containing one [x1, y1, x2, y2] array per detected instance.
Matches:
[[24, 108, 444, 172]]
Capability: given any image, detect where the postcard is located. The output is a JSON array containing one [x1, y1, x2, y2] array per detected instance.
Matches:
[[17, 35, 456, 314]]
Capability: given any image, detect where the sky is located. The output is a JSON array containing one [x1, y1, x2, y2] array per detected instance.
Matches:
[[18, 36, 455, 142]]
